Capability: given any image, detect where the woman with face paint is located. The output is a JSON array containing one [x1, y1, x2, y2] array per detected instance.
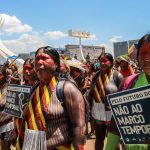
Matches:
[[22, 46, 86, 150], [120, 34, 150, 150], [88, 52, 124, 150], [15, 58, 39, 150]]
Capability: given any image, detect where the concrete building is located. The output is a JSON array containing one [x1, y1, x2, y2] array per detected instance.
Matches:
[[18, 45, 104, 62], [113, 39, 139, 58], [65, 44, 104, 61]]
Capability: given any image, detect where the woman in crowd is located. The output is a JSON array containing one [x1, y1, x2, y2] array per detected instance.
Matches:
[[119, 56, 134, 78], [22, 46, 86, 150], [88, 53, 124, 150], [22, 58, 39, 86], [15, 58, 39, 150]]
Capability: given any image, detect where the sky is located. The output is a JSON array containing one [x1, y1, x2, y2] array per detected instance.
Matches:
[[0, 0, 150, 56]]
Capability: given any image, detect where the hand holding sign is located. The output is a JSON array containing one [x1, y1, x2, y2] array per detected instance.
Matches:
[[107, 84, 150, 144]]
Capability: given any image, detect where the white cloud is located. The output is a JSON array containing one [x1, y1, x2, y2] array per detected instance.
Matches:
[[109, 35, 123, 43], [3, 33, 46, 54], [44, 31, 67, 40], [0, 13, 32, 34], [1, 29, 98, 55], [1, 30, 69, 54]]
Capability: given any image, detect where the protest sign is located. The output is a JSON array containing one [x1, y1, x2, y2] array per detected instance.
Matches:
[[107, 84, 150, 144], [4, 84, 31, 118]]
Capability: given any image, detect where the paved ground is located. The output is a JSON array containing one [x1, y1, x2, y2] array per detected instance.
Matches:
[[84, 135, 95, 150]]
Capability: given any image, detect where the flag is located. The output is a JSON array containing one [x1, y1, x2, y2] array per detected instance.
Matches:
[[128, 44, 138, 59]]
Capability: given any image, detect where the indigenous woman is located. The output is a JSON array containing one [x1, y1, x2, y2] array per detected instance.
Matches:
[[22, 46, 86, 150], [88, 53, 124, 150], [22, 58, 39, 86], [15, 58, 38, 150]]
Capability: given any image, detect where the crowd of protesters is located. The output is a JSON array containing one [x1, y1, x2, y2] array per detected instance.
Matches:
[[0, 33, 150, 150]]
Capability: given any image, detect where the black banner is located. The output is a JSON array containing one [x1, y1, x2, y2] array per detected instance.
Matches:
[[107, 85, 150, 144], [4, 84, 31, 118]]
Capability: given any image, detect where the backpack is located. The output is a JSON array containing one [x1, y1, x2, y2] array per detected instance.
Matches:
[[56, 78, 89, 139]]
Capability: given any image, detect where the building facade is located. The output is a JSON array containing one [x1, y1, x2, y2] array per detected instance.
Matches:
[[113, 39, 139, 58], [65, 44, 104, 61], [18, 45, 104, 62]]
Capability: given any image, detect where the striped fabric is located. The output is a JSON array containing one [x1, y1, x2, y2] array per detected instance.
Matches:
[[22, 77, 57, 150], [93, 69, 113, 107], [15, 118, 24, 150], [25, 76, 57, 131], [23, 76, 83, 150]]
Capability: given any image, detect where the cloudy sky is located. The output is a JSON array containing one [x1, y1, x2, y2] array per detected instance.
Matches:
[[0, 0, 150, 55]]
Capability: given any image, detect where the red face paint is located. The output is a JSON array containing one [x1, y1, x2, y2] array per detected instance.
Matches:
[[35, 53, 52, 61], [99, 56, 112, 72], [35, 50, 57, 82], [100, 57, 112, 65]]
